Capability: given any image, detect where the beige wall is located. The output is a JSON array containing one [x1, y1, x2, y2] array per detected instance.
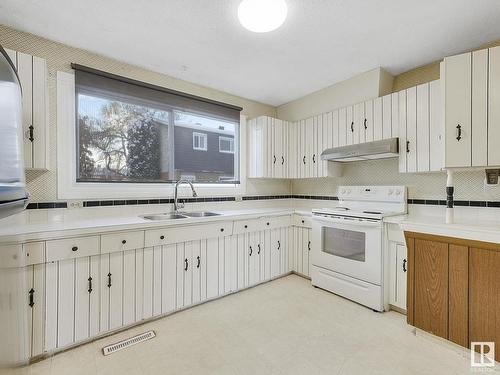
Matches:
[[276, 68, 393, 122], [0, 25, 289, 201]]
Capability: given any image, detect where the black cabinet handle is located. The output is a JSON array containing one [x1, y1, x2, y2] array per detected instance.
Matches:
[[351, 122, 354, 132], [406, 141, 410, 153], [257, 244, 261, 254], [220, 228, 224, 232], [197, 256, 201, 268], [28, 288, 34, 307], [312, 154, 316, 164], [277, 241, 281, 250], [249, 246, 253, 256], [122, 239, 127, 244], [28, 125, 34, 142], [107, 273, 112, 288], [160, 235, 165, 240], [456, 124, 462, 141], [403, 259, 407, 273], [184, 258, 189, 271], [273, 155, 276, 164], [364, 119, 367, 130], [88, 277, 93, 293], [72, 246, 78, 252], [308, 241, 311, 251], [302, 156, 306, 165], [281, 156, 284, 165]]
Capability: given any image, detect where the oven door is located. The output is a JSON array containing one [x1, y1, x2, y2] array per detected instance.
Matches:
[[311, 216, 382, 285]]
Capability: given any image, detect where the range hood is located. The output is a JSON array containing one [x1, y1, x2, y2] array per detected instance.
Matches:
[[321, 137, 399, 162]]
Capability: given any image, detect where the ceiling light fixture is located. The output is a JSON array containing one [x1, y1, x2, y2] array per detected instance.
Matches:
[[238, 0, 288, 33]]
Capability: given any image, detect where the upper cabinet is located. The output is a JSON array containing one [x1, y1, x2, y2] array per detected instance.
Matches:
[[442, 45, 500, 168], [4, 48, 49, 170]]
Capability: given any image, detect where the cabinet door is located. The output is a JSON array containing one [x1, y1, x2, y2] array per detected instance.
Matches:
[[142, 247, 154, 319], [224, 235, 237, 293], [293, 227, 302, 274], [395, 244, 408, 310], [153, 246, 162, 316], [416, 83, 430, 172], [176, 242, 192, 309], [16, 52, 34, 167], [391, 92, 400, 138], [398, 90, 408, 173], [429, 80, 444, 171], [472, 49, 488, 166], [312, 116, 319, 177], [57, 259, 75, 347], [161, 244, 177, 313], [373, 97, 383, 141], [302, 228, 311, 277], [270, 229, 280, 278], [338, 107, 347, 147], [305, 117, 314, 177], [288, 121, 298, 178], [489, 46, 500, 166], [279, 227, 288, 276], [382, 94, 392, 139], [406, 87, 418, 173], [25, 264, 45, 357], [413, 239, 448, 340], [74, 257, 90, 342], [444, 52, 472, 167], [346, 106, 354, 145], [122, 249, 136, 325], [248, 118, 263, 178], [354, 102, 364, 144], [282, 121, 289, 178], [263, 229, 272, 281], [192, 240, 202, 304], [364, 100, 373, 143], [236, 234, 246, 289], [273, 119, 282, 178], [206, 238, 220, 299], [321, 112, 333, 177], [183, 242, 193, 307], [332, 109, 339, 148], [45, 262, 58, 351], [248, 232, 259, 286], [108, 252, 123, 330], [266, 117, 274, 178]]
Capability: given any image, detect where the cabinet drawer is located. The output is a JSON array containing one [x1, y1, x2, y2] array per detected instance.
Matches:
[[268, 215, 291, 229], [101, 231, 144, 253], [46, 236, 99, 262], [0, 244, 23, 268], [233, 218, 264, 234], [23, 242, 45, 266], [145, 221, 233, 247], [293, 214, 312, 228]]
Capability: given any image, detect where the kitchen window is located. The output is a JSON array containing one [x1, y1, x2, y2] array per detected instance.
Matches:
[[219, 136, 234, 154], [73, 65, 242, 185], [193, 132, 207, 151]]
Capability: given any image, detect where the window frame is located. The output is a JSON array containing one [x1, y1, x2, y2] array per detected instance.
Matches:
[[57, 71, 247, 200], [192, 132, 208, 151], [219, 136, 235, 154]]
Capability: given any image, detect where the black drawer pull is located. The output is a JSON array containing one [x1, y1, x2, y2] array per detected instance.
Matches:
[[456, 124, 462, 141], [72, 246, 78, 252], [403, 259, 407, 273], [107, 273, 112, 288], [88, 277, 93, 293], [122, 240, 127, 244], [160, 235, 165, 240], [184, 258, 188, 271], [197, 256, 201, 268], [28, 288, 35, 307], [28, 125, 34, 142]]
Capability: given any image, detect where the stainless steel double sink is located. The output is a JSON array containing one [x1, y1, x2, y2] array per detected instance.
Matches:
[[141, 211, 221, 221]]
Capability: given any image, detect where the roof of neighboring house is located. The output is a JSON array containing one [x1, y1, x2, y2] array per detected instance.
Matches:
[[152, 119, 235, 136]]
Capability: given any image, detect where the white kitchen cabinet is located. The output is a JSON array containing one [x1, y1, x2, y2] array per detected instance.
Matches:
[[346, 105, 354, 145], [364, 100, 374, 143], [354, 102, 364, 144], [416, 83, 430, 172], [373, 97, 383, 141], [161, 244, 177, 314], [472, 49, 488, 167], [4, 48, 49, 170], [74, 256, 99, 342], [176, 242, 192, 309], [24, 263, 45, 357], [206, 237, 220, 299], [389, 242, 407, 311], [291, 217, 312, 278], [338, 107, 347, 147], [489, 46, 500, 166]]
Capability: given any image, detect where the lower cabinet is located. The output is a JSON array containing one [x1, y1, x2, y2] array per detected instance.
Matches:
[[388, 241, 407, 311], [24, 263, 45, 358], [291, 225, 312, 277], [405, 231, 500, 361]]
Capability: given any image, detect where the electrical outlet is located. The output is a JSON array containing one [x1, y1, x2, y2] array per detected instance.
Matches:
[[68, 200, 84, 209]]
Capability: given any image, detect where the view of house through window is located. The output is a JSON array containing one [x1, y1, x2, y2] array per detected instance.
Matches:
[[77, 92, 239, 184]]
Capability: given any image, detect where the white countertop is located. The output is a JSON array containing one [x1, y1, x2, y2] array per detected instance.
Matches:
[[0, 208, 312, 244], [387, 214, 500, 244]]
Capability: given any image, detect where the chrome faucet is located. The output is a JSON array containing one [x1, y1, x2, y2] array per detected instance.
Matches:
[[173, 180, 198, 213]]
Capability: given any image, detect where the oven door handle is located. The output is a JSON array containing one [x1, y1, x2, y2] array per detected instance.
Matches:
[[312, 216, 382, 227]]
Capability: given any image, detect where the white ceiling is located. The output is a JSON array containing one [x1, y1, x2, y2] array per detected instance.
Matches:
[[1, 0, 500, 106]]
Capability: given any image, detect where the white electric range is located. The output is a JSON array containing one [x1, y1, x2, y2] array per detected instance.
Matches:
[[311, 186, 407, 312]]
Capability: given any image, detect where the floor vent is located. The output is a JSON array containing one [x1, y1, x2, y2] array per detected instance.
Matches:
[[102, 330, 156, 356]]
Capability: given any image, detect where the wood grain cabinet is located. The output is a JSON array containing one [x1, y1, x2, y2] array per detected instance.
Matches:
[[405, 232, 500, 360]]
